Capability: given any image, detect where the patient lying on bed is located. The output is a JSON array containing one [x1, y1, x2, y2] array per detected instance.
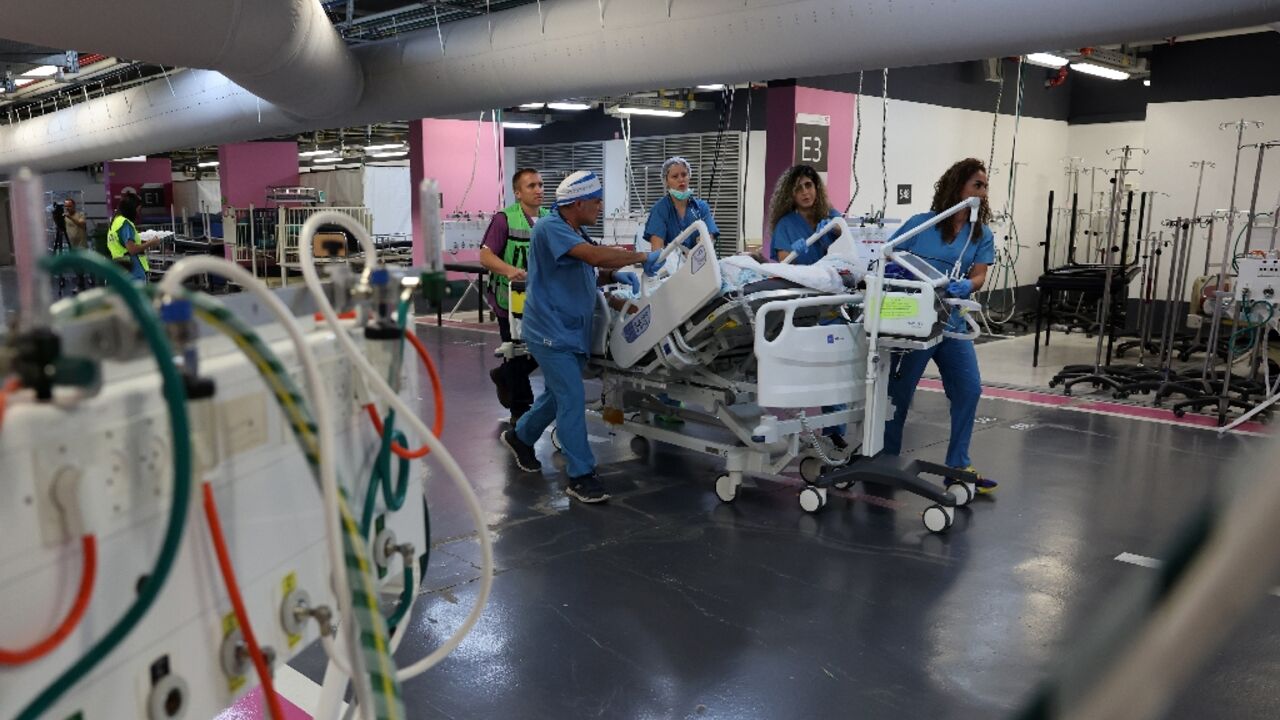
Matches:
[[607, 251, 865, 305]]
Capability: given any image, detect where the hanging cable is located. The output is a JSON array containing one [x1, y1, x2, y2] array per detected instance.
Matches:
[[880, 68, 889, 218], [0, 535, 96, 665], [704, 85, 735, 200], [987, 63, 1007, 175], [739, 84, 753, 252], [983, 58, 1025, 326], [452, 111, 486, 214], [202, 483, 286, 720], [845, 71, 865, 214]]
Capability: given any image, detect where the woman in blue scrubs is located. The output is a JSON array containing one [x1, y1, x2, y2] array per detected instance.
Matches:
[[644, 156, 720, 251], [768, 164, 842, 262], [883, 158, 997, 492], [767, 164, 848, 449]]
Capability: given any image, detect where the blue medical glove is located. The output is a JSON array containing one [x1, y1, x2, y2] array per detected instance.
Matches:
[[789, 240, 823, 265], [642, 250, 665, 276], [614, 270, 641, 295], [947, 278, 974, 298]]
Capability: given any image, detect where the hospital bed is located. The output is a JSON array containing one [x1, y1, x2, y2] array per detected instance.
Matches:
[[508, 200, 987, 532]]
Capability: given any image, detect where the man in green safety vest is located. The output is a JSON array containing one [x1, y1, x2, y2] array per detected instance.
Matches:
[[106, 195, 162, 282], [480, 168, 548, 425]]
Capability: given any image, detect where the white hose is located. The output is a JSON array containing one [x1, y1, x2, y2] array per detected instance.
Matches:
[[157, 257, 369, 718], [297, 211, 495, 682]]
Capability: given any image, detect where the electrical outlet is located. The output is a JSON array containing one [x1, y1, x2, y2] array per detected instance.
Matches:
[[219, 392, 270, 459]]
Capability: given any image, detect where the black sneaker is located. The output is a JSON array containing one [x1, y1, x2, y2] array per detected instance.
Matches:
[[490, 367, 512, 409], [501, 429, 542, 472], [829, 434, 850, 452], [566, 473, 610, 503]]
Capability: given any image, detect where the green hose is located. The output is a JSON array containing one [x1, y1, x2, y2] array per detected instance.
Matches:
[[362, 299, 415, 536], [17, 252, 192, 720]]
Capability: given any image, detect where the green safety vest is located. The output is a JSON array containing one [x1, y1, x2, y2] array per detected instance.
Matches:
[[106, 215, 150, 272], [488, 203, 547, 310]]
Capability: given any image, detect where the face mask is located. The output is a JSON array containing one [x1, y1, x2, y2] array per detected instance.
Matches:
[[668, 188, 692, 202]]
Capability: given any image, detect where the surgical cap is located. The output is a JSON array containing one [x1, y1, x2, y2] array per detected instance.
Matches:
[[555, 170, 603, 205], [662, 156, 692, 178]]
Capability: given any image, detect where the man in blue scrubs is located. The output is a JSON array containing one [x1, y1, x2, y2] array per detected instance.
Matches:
[[883, 158, 998, 492], [501, 171, 663, 503]]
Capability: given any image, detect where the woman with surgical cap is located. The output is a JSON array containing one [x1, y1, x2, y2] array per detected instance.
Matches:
[[643, 156, 720, 251]]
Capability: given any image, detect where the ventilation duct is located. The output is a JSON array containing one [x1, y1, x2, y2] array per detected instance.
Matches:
[[0, 0, 361, 120], [2, 0, 1278, 173]]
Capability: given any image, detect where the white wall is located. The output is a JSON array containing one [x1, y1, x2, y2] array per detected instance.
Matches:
[[1071, 97, 1280, 296], [1066, 121, 1147, 176], [742, 129, 767, 249], [39, 169, 108, 226]]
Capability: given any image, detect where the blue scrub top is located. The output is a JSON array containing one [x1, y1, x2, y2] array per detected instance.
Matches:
[[644, 195, 719, 247], [770, 208, 842, 263], [522, 210, 599, 355], [890, 211, 995, 332], [889, 211, 995, 277]]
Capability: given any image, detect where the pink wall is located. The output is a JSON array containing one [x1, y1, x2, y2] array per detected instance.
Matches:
[[762, 85, 854, 257], [104, 158, 172, 217], [409, 118, 504, 269], [218, 142, 300, 209]]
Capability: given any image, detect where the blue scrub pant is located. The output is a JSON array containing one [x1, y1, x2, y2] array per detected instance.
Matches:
[[883, 337, 981, 468], [515, 344, 595, 478], [129, 256, 147, 282]]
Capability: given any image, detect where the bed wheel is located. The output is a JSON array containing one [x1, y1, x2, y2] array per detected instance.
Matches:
[[946, 481, 975, 507], [630, 436, 650, 457], [922, 504, 955, 533], [798, 486, 827, 514], [799, 456, 824, 484], [715, 474, 738, 503], [550, 427, 561, 451], [832, 479, 855, 491]]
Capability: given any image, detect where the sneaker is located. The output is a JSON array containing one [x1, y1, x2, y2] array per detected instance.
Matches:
[[501, 429, 542, 472], [490, 367, 512, 409], [829, 434, 850, 452], [566, 473, 610, 503], [946, 465, 997, 494]]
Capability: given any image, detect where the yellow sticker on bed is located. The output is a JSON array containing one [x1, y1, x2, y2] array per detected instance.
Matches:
[[880, 296, 919, 319]]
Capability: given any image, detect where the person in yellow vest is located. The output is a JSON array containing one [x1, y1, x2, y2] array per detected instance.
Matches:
[[480, 168, 549, 425], [106, 195, 161, 282]]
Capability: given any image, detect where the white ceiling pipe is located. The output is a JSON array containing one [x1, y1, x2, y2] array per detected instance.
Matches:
[[0, 0, 362, 119], [3, 0, 1279, 173]]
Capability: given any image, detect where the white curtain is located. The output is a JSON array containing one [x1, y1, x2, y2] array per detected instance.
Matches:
[[363, 165, 411, 239]]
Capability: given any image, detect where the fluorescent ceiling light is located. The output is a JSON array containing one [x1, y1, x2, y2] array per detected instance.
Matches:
[[14, 78, 35, 88], [111, 155, 147, 162], [613, 106, 685, 118], [697, 84, 726, 91], [1143, 79, 1151, 87], [314, 156, 345, 163], [370, 151, 408, 158], [299, 148, 335, 157], [547, 101, 591, 111], [21, 65, 58, 78], [362, 143, 405, 152], [1024, 52, 1069, 69], [197, 160, 219, 167], [502, 121, 542, 130], [518, 102, 545, 110], [1070, 62, 1130, 81]]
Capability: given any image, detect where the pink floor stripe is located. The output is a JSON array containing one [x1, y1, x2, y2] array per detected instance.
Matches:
[[215, 687, 311, 720], [918, 378, 1269, 434]]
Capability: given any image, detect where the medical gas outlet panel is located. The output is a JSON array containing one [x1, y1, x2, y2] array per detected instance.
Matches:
[[1235, 252, 1280, 303], [0, 313, 427, 720]]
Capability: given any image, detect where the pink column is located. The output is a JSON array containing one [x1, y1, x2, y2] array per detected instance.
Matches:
[[409, 118, 504, 269], [217, 142, 300, 209], [104, 157, 173, 218], [762, 85, 854, 257]]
